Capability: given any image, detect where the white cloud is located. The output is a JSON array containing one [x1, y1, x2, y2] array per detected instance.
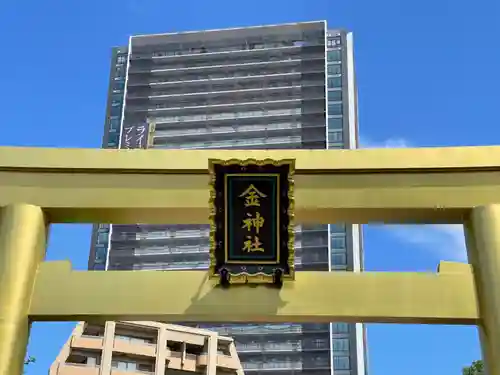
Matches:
[[382, 224, 467, 262], [359, 137, 411, 149], [360, 136, 468, 262]]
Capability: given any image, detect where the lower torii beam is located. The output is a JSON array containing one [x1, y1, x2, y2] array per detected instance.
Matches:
[[29, 261, 479, 324]]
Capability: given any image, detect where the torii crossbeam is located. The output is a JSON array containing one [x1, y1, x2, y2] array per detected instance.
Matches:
[[0, 146, 499, 375]]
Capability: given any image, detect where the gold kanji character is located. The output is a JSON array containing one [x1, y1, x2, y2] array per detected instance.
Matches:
[[241, 212, 265, 234], [242, 236, 264, 252], [239, 184, 267, 207]]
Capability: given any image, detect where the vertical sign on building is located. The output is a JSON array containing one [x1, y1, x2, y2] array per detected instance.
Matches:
[[120, 121, 153, 149], [208, 159, 295, 286]]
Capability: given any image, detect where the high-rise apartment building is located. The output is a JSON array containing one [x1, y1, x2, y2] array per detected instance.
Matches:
[[50, 321, 244, 375], [89, 21, 367, 375]]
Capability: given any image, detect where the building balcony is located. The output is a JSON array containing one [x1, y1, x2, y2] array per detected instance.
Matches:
[[111, 234, 210, 246], [125, 97, 324, 116], [153, 107, 304, 128], [111, 370, 153, 375], [166, 351, 198, 372], [125, 86, 326, 111], [127, 60, 324, 84], [129, 50, 325, 79], [212, 324, 330, 336], [113, 337, 156, 357], [196, 353, 241, 370], [129, 42, 325, 68], [110, 260, 209, 271], [109, 233, 336, 259], [243, 361, 304, 371], [128, 58, 302, 76], [51, 363, 99, 375], [153, 122, 314, 143], [127, 79, 325, 100], [111, 228, 210, 242], [153, 135, 304, 150], [109, 246, 210, 258], [71, 335, 104, 351], [237, 343, 304, 353], [243, 363, 331, 372]]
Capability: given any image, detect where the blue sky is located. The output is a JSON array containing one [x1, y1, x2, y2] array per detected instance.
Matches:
[[1, 0, 499, 373]]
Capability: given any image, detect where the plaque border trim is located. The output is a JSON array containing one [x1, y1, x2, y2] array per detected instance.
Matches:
[[208, 158, 296, 284]]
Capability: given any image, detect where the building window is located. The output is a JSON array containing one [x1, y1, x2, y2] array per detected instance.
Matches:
[[115, 335, 152, 345], [327, 50, 342, 62], [328, 38, 341, 48], [112, 360, 137, 371], [331, 323, 349, 333], [328, 103, 342, 116], [329, 223, 346, 232], [115, 66, 125, 77], [332, 338, 349, 352], [328, 118, 343, 130], [97, 232, 109, 244], [138, 363, 154, 372], [108, 118, 120, 131], [66, 352, 101, 366], [331, 236, 346, 249], [328, 89, 342, 101], [328, 137, 343, 147], [113, 80, 125, 91], [107, 133, 119, 145], [312, 338, 328, 348], [117, 55, 127, 64], [328, 77, 342, 88], [94, 246, 106, 264], [331, 253, 347, 266], [333, 356, 350, 370], [328, 64, 342, 75], [110, 106, 121, 117], [328, 130, 343, 143]]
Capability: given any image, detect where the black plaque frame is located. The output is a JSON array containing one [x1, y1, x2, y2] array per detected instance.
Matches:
[[208, 158, 295, 284]]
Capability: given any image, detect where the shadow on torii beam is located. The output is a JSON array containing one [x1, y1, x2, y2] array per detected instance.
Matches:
[[29, 261, 478, 325]]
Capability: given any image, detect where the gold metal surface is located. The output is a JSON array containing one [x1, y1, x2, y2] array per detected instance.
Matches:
[[1, 146, 500, 223], [0, 204, 47, 375], [0, 146, 499, 373], [468, 206, 500, 375], [2, 145, 500, 171], [29, 261, 478, 324]]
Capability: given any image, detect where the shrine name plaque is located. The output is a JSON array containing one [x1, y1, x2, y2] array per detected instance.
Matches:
[[208, 158, 295, 284]]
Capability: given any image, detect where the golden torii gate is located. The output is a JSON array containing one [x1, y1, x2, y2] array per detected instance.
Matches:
[[1, 146, 499, 375]]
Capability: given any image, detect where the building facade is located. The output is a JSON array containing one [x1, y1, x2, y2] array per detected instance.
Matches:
[[50, 321, 244, 375], [88, 21, 367, 375]]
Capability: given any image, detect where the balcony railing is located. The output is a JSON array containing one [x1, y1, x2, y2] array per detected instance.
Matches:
[[154, 122, 303, 140], [127, 69, 324, 88], [210, 324, 330, 336], [154, 135, 303, 150], [128, 59, 304, 75], [237, 342, 310, 352], [154, 107, 302, 125], [243, 362, 304, 370], [127, 82, 325, 100], [131, 40, 324, 62]]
